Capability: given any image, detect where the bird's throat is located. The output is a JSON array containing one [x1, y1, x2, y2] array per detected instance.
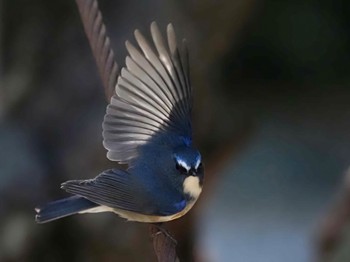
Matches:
[[183, 176, 202, 199]]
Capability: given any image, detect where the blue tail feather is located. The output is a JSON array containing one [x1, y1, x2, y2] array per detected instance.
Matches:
[[35, 196, 98, 223]]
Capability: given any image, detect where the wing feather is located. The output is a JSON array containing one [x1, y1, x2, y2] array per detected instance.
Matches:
[[103, 22, 192, 163], [61, 169, 182, 215], [61, 169, 143, 213], [151, 24, 188, 119]]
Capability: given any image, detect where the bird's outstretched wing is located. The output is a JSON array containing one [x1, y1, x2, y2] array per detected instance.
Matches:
[[102, 22, 192, 163], [61, 169, 186, 216]]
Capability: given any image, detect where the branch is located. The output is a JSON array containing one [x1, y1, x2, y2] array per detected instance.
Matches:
[[150, 225, 179, 262], [317, 170, 350, 261]]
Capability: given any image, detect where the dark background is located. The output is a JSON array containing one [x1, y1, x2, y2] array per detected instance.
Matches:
[[1, 0, 350, 261]]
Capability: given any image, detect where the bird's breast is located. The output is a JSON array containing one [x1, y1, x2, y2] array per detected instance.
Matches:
[[115, 176, 203, 223], [113, 197, 199, 223]]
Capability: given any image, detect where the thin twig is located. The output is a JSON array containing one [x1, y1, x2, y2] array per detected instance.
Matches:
[[150, 225, 179, 262], [317, 170, 350, 261]]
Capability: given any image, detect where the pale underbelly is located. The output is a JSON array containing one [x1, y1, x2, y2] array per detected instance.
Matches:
[[79, 199, 198, 223]]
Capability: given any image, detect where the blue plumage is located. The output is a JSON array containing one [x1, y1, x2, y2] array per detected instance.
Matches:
[[35, 22, 204, 224], [35, 196, 98, 223]]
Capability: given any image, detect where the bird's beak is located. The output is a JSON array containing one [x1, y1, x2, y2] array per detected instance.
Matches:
[[189, 169, 196, 176]]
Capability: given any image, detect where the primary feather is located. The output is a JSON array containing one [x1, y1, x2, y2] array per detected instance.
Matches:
[[103, 22, 192, 164]]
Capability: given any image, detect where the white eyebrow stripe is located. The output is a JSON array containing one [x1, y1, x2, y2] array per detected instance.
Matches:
[[177, 159, 191, 171], [194, 154, 201, 169]]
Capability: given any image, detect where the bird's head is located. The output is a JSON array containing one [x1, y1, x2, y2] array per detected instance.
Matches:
[[173, 146, 204, 200]]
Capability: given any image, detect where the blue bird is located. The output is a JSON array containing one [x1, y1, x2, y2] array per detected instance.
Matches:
[[35, 22, 204, 224]]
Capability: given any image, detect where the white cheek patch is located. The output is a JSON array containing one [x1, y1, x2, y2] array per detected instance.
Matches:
[[183, 176, 202, 199], [194, 154, 201, 169]]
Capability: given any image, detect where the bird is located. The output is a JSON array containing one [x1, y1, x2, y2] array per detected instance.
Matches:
[[35, 22, 204, 224]]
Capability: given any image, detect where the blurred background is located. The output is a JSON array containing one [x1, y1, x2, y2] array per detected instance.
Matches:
[[2, 0, 350, 261]]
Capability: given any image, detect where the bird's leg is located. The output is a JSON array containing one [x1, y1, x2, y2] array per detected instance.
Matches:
[[151, 223, 177, 245]]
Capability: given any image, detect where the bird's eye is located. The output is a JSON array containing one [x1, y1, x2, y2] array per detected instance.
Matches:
[[176, 163, 188, 174]]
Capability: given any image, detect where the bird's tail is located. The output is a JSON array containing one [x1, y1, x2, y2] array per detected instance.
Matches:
[[35, 196, 98, 223]]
